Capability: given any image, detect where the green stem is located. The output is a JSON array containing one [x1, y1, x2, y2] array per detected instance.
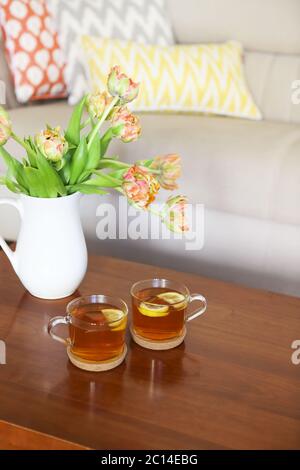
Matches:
[[135, 160, 161, 175], [101, 127, 113, 142], [145, 168, 160, 175], [87, 96, 119, 151], [147, 205, 162, 218], [100, 128, 114, 157], [11, 132, 36, 160], [97, 159, 130, 170]]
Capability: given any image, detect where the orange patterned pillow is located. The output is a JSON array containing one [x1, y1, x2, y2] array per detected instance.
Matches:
[[0, 0, 67, 103]]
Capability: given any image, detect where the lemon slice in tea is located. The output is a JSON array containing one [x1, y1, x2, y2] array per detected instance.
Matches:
[[138, 302, 169, 317], [102, 309, 124, 330], [156, 292, 187, 309]]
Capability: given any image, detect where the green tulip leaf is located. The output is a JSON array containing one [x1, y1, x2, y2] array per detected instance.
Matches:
[[25, 137, 38, 167], [136, 159, 154, 168], [65, 96, 87, 146], [74, 168, 91, 184], [69, 137, 88, 185], [102, 155, 119, 161], [97, 159, 129, 170], [111, 124, 124, 137], [108, 169, 127, 179], [86, 133, 101, 172], [0, 147, 28, 191], [23, 167, 48, 198], [54, 155, 68, 172], [0, 177, 25, 194], [88, 171, 122, 188], [59, 149, 73, 184], [60, 162, 71, 185], [100, 128, 114, 157], [68, 183, 108, 195], [35, 151, 66, 197]]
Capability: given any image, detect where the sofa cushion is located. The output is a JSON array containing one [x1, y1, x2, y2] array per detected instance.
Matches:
[[0, 0, 67, 104], [2, 103, 300, 226], [166, 0, 300, 55], [112, 113, 300, 227], [81, 37, 261, 120], [165, 1, 300, 125]]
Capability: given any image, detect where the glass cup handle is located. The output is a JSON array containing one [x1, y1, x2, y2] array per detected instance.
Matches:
[[47, 316, 70, 345], [186, 294, 207, 322]]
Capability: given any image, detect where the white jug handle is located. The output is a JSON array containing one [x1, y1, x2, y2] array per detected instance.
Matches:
[[0, 198, 23, 272]]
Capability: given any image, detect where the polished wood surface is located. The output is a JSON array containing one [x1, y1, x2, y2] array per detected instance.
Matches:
[[0, 420, 88, 450], [0, 251, 299, 450]]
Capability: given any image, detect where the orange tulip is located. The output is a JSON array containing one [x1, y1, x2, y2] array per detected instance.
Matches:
[[107, 66, 139, 103], [151, 154, 181, 190], [161, 195, 189, 232], [0, 106, 12, 146], [111, 106, 141, 143], [123, 165, 160, 208], [36, 126, 68, 163], [86, 91, 113, 119]]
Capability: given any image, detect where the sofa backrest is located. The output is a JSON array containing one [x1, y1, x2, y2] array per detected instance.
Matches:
[[0, 33, 18, 109], [166, 0, 300, 124], [167, 0, 300, 54], [244, 51, 300, 124], [2, 1, 300, 123]]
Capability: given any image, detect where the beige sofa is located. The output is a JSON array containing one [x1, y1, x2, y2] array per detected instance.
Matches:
[[1, 0, 300, 296]]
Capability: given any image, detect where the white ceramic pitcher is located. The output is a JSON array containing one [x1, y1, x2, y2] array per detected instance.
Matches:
[[0, 192, 88, 299]]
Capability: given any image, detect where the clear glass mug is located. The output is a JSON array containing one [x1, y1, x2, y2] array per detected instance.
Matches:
[[48, 295, 128, 368], [130, 279, 207, 349]]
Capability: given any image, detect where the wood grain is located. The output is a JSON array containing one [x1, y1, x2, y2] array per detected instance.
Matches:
[[0, 420, 88, 450], [0, 252, 299, 449]]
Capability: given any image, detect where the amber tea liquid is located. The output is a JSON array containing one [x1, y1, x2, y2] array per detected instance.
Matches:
[[132, 287, 188, 341], [69, 303, 126, 362]]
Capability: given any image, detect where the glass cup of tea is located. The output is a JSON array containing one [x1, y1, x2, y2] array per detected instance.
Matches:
[[48, 294, 128, 371], [130, 279, 207, 350]]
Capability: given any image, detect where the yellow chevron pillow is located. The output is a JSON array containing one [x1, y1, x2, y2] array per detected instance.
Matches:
[[81, 36, 262, 120]]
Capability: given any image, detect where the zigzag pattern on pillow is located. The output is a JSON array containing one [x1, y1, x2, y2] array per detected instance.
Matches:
[[49, 0, 175, 104], [82, 37, 262, 120]]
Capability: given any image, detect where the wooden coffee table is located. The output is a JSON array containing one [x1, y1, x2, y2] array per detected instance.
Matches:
[[0, 251, 299, 450]]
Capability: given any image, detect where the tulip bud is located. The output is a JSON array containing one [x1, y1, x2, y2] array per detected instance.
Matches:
[[35, 126, 68, 163], [150, 154, 181, 190], [111, 106, 141, 143], [86, 91, 113, 119], [107, 66, 139, 103], [123, 165, 160, 209], [0, 106, 12, 146], [161, 195, 189, 232]]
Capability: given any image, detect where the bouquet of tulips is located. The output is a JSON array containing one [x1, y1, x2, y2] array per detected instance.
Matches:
[[0, 66, 188, 232]]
